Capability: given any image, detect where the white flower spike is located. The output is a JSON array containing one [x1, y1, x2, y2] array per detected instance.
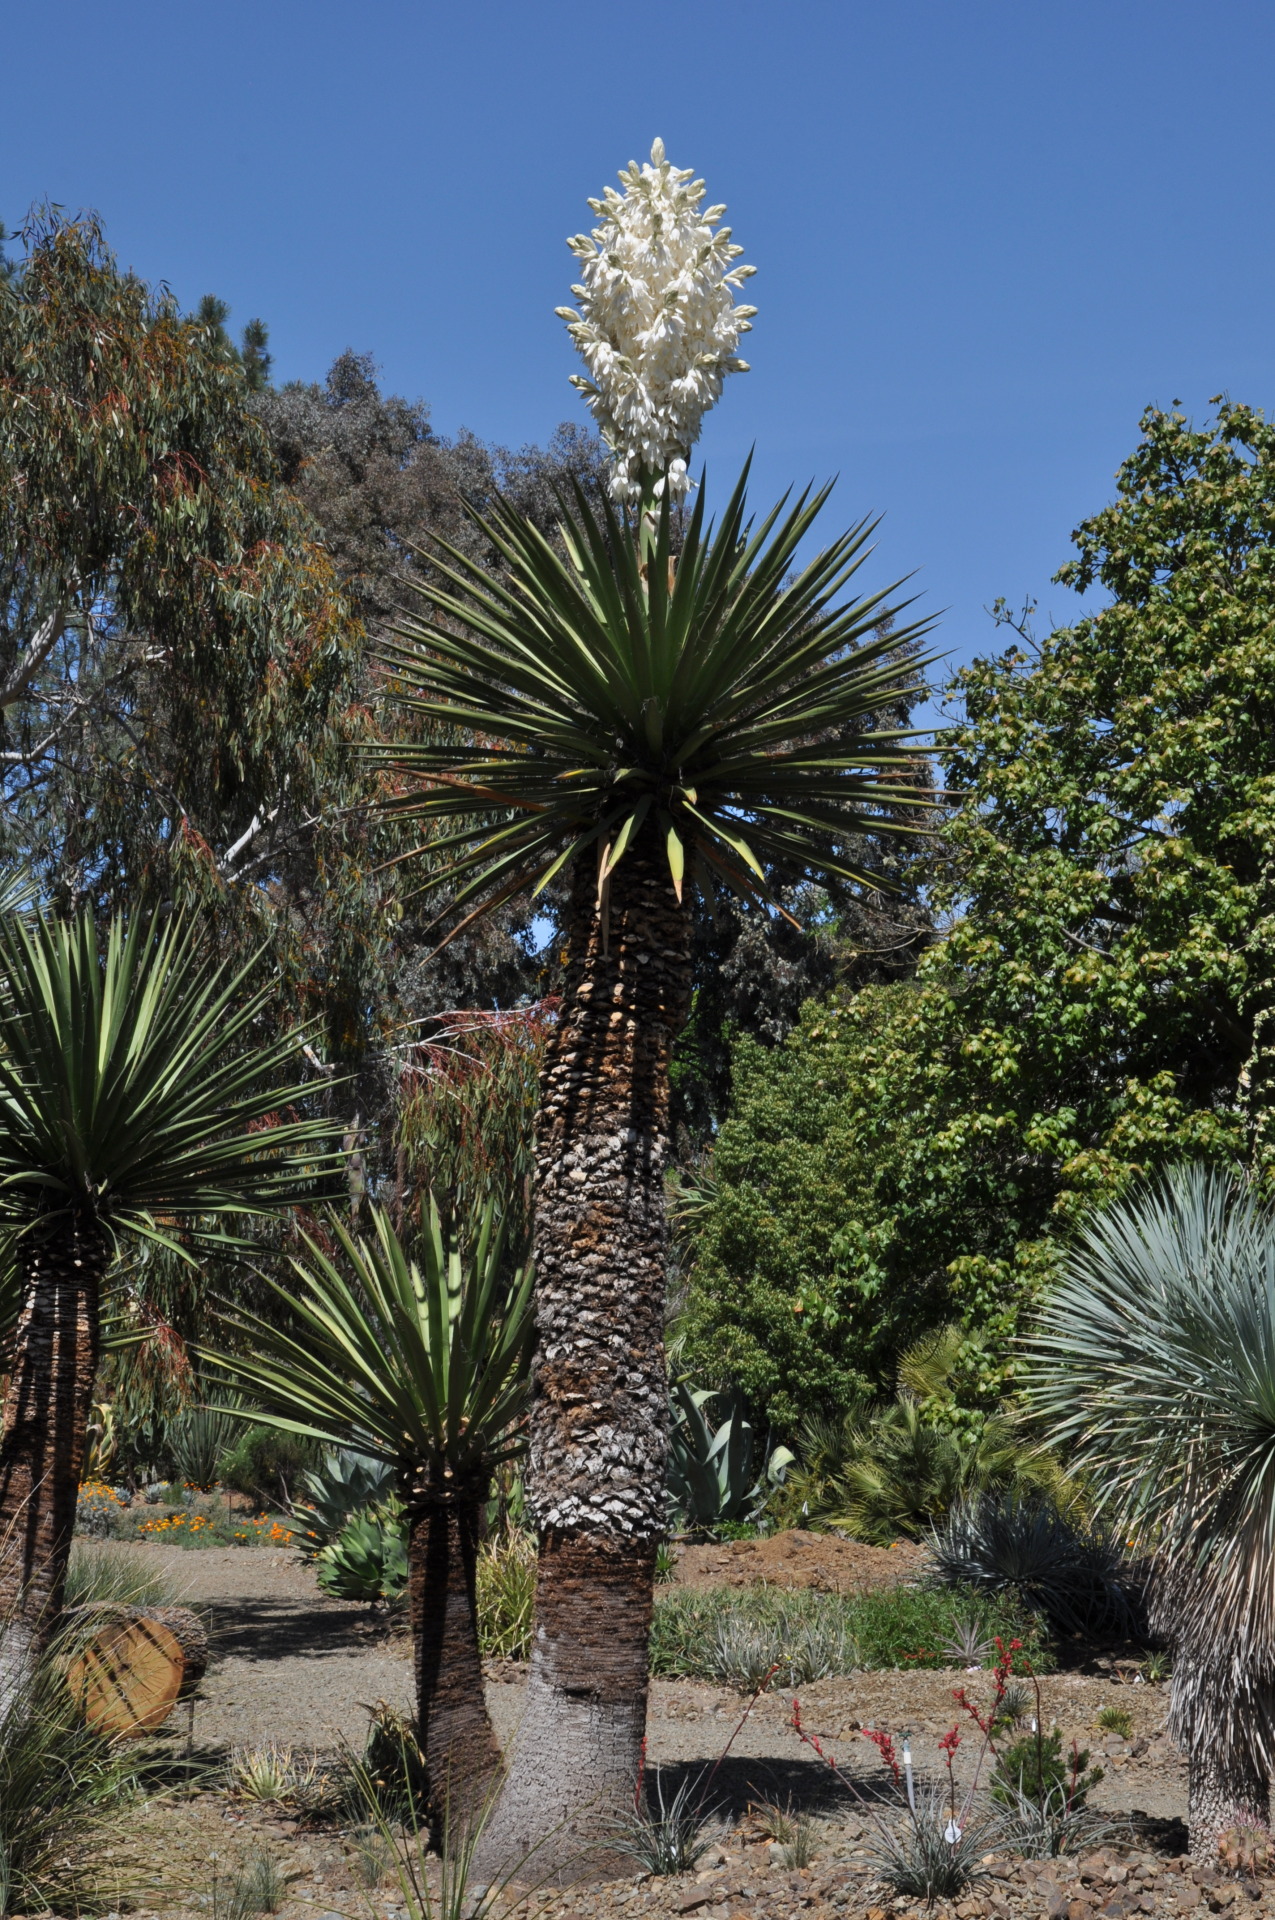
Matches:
[[557, 138, 756, 504]]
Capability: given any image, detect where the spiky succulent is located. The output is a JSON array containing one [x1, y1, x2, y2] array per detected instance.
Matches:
[[1025, 1162, 1275, 1775], [373, 465, 934, 933]]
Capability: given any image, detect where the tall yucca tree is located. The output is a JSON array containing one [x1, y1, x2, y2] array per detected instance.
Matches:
[[1024, 1162, 1275, 1857], [371, 471, 935, 1866], [0, 908, 336, 1706], [205, 1203, 533, 1818]]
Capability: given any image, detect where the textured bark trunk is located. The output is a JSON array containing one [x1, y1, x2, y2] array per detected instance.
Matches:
[[477, 835, 691, 1880], [0, 1218, 105, 1719], [408, 1488, 502, 1828], [1187, 1743, 1270, 1861]]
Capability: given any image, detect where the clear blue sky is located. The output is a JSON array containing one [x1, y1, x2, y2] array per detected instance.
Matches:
[[5, 0, 1273, 681]]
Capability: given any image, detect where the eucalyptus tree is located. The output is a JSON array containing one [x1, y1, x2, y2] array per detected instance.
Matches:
[[0, 211, 362, 913], [0, 908, 335, 1708], [372, 140, 935, 1867], [206, 1203, 532, 1820], [0, 206, 404, 1141], [1026, 1163, 1275, 1857]]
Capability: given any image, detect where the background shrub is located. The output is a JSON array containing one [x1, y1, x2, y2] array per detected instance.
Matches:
[[218, 1425, 317, 1509], [929, 1493, 1140, 1640]]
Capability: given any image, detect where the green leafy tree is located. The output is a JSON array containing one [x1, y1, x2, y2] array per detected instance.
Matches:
[[256, 351, 611, 638], [0, 908, 335, 1706], [191, 295, 272, 389], [0, 216, 360, 889], [0, 211, 386, 1071], [685, 400, 1275, 1413]]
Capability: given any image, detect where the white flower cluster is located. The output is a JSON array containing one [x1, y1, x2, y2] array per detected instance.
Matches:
[[557, 138, 756, 503]]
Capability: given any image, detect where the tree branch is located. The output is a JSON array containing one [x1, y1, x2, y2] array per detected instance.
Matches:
[[0, 601, 72, 711]]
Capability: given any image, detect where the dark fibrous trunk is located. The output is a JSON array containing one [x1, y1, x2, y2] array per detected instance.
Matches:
[[478, 834, 691, 1878], [408, 1485, 502, 1828], [0, 1217, 105, 1716]]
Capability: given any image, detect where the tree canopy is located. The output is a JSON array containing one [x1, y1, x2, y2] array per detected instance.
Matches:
[[683, 400, 1275, 1424]]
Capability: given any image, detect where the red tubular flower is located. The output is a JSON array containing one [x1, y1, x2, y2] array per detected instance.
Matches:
[[790, 1699, 839, 1771], [952, 1686, 993, 1735], [938, 1726, 961, 1756], [860, 1726, 902, 1785]]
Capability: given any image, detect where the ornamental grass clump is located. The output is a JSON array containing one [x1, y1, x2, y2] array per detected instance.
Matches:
[[750, 1796, 820, 1869], [475, 1527, 536, 1660], [64, 1539, 176, 1611], [0, 1626, 139, 1915]]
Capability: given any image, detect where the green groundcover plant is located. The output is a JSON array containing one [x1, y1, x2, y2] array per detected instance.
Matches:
[[649, 1582, 1050, 1682]]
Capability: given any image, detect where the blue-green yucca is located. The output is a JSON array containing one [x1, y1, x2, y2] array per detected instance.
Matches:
[[1026, 1162, 1275, 1856]]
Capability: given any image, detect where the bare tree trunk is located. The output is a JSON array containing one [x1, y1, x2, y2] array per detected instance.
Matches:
[[476, 837, 690, 1880], [407, 1485, 502, 1827], [1188, 1744, 1270, 1861], [0, 1218, 105, 1718]]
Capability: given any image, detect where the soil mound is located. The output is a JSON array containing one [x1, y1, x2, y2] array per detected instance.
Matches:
[[673, 1527, 928, 1594]]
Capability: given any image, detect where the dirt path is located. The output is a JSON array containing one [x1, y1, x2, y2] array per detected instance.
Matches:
[[142, 1545, 415, 1751], [137, 1542, 1189, 1830]]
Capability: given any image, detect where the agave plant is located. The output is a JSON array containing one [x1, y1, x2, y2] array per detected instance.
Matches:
[[206, 1201, 532, 1819], [1024, 1161, 1275, 1856], [667, 1380, 792, 1534], [0, 907, 334, 1708], [287, 1447, 397, 1557], [314, 1500, 410, 1606]]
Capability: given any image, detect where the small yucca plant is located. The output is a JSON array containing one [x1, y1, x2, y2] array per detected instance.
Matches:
[[208, 1200, 532, 1821]]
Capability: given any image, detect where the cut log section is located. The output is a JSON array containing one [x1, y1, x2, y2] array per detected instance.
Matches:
[[63, 1601, 208, 1737], [66, 1611, 183, 1736], [145, 1605, 210, 1698]]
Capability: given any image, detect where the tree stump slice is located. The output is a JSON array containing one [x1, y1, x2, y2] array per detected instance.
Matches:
[[146, 1605, 209, 1697], [65, 1611, 185, 1736]]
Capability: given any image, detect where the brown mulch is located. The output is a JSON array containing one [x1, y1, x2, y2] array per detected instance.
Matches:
[[673, 1529, 929, 1594]]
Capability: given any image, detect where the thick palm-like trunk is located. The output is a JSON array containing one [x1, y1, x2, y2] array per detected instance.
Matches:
[[477, 837, 691, 1879], [0, 1218, 105, 1716], [407, 1484, 502, 1825], [1188, 1745, 1270, 1861]]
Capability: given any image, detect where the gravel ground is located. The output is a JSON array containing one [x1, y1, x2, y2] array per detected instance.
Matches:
[[671, 1533, 930, 1595], [108, 1542, 1260, 1920], [141, 1545, 1184, 1821], [144, 1545, 415, 1752]]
